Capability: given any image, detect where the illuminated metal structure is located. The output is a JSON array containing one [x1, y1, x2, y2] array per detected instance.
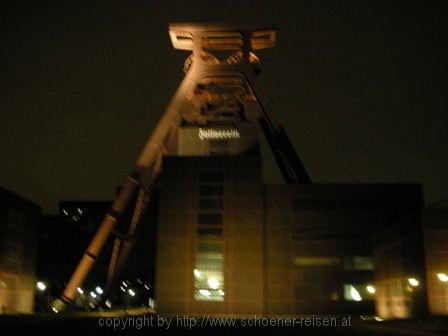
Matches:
[[52, 23, 310, 312]]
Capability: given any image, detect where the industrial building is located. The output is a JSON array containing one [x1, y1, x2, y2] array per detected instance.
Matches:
[[373, 209, 448, 318], [155, 149, 423, 315], [0, 187, 41, 314]]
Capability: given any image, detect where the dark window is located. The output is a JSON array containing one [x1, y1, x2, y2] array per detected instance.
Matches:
[[198, 213, 223, 225], [199, 185, 223, 196], [199, 172, 224, 183], [199, 199, 223, 210]]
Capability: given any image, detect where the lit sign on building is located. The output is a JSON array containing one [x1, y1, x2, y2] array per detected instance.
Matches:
[[198, 128, 241, 140]]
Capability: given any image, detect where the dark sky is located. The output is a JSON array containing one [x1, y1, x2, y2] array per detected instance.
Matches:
[[1, 0, 447, 213]]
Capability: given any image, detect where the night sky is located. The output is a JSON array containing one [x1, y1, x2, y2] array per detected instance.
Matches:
[[1, 0, 447, 213]]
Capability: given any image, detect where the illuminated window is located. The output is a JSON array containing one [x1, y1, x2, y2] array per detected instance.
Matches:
[[195, 171, 224, 301], [343, 256, 374, 270]]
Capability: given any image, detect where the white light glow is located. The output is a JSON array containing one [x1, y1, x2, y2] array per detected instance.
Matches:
[[120, 286, 126, 292], [128, 289, 136, 297], [408, 278, 419, 287], [95, 286, 103, 295], [218, 289, 225, 296], [366, 285, 376, 294], [77, 288, 84, 294], [51, 307, 59, 314], [437, 273, 448, 282], [36, 282, 46, 291], [199, 289, 211, 297], [194, 269, 201, 278], [207, 277, 219, 289], [350, 286, 362, 301], [105, 300, 112, 308], [90, 291, 97, 298]]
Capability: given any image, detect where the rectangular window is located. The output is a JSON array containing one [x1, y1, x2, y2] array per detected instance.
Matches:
[[198, 242, 223, 254], [199, 198, 223, 210], [199, 172, 224, 183], [195, 171, 224, 302], [194, 244, 224, 301], [199, 185, 223, 197], [198, 213, 223, 225], [197, 227, 223, 238], [343, 256, 374, 270], [293, 256, 340, 267]]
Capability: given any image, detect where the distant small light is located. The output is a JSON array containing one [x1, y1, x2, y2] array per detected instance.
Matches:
[[218, 289, 225, 296], [77, 288, 84, 294], [37, 282, 47, 291], [90, 291, 97, 298], [128, 289, 136, 297], [122, 281, 128, 287], [144, 285, 150, 291], [51, 307, 59, 314], [105, 300, 112, 308], [408, 278, 419, 287], [437, 273, 448, 282], [194, 269, 201, 278], [77, 208, 83, 215], [137, 278, 142, 284], [199, 289, 211, 297], [120, 286, 126, 292], [366, 285, 376, 294], [62, 209, 68, 216], [89, 302, 96, 308], [95, 286, 103, 295]]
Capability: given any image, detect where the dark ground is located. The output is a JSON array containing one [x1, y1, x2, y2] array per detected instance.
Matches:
[[1, 314, 447, 335]]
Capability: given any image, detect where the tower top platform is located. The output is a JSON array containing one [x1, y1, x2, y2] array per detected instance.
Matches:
[[169, 23, 276, 51]]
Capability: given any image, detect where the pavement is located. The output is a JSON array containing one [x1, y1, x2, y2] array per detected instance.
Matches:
[[1, 312, 448, 335]]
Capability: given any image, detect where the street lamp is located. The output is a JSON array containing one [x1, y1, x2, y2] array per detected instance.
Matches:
[[408, 278, 419, 287], [437, 273, 448, 282], [366, 285, 376, 294], [36, 281, 47, 291]]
